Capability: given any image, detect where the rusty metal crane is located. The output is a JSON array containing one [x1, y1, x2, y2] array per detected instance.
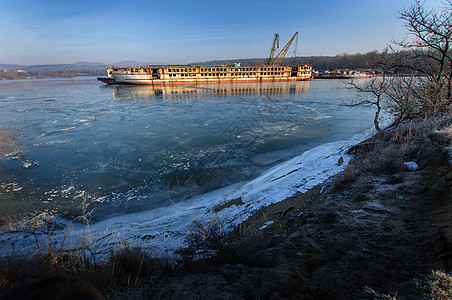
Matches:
[[267, 33, 279, 66], [270, 31, 299, 66]]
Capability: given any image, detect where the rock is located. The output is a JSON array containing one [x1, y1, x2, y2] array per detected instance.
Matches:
[[404, 161, 419, 171]]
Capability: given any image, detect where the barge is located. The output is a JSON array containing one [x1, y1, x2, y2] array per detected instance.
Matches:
[[99, 64, 312, 85], [98, 32, 312, 85]]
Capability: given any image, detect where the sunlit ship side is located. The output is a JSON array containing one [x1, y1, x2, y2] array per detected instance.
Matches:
[[98, 64, 313, 85]]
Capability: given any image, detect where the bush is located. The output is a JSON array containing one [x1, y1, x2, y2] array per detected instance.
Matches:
[[181, 216, 275, 267]]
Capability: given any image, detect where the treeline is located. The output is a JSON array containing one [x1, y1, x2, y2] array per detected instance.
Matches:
[[0, 68, 105, 80], [193, 51, 382, 71]]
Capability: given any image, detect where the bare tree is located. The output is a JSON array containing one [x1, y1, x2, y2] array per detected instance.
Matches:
[[348, 76, 391, 132], [394, 0, 452, 115], [350, 1, 452, 128]]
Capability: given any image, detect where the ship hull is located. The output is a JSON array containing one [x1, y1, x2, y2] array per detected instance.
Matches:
[[110, 76, 310, 85]]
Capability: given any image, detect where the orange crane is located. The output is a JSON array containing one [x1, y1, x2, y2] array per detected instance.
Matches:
[[268, 31, 299, 66]]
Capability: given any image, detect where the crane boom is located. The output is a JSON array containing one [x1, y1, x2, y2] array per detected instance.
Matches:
[[271, 31, 298, 66], [267, 33, 279, 66]]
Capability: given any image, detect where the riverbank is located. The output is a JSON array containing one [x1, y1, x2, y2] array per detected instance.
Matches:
[[1, 116, 451, 298], [163, 116, 452, 299]]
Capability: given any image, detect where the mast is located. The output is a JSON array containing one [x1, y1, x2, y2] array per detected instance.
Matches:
[[267, 33, 279, 66], [271, 31, 299, 66]]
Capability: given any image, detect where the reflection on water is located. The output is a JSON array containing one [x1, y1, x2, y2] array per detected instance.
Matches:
[[109, 81, 311, 100]]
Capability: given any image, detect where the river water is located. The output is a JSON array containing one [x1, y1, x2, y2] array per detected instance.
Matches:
[[0, 78, 374, 221]]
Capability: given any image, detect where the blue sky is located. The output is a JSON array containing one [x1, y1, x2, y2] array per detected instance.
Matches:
[[0, 0, 445, 65]]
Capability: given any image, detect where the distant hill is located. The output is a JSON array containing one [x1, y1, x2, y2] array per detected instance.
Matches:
[[0, 61, 169, 71], [0, 63, 107, 72], [74, 61, 105, 66], [0, 64, 23, 70]]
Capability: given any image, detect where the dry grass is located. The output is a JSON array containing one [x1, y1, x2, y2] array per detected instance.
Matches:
[[333, 116, 451, 190], [0, 200, 174, 298], [179, 215, 276, 268], [427, 270, 452, 299], [0, 124, 25, 159]]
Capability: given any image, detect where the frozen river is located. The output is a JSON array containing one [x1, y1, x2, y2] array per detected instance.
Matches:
[[0, 78, 374, 222]]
